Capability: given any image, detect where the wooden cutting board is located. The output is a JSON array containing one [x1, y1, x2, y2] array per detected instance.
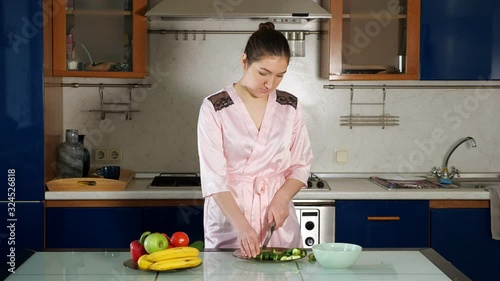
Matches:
[[45, 169, 135, 191]]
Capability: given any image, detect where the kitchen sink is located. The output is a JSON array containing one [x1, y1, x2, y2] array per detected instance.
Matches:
[[449, 177, 500, 189], [371, 175, 500, 190], [427, 177, 500, 189]]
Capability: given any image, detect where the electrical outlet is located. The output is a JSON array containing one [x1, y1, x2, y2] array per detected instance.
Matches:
[[93, 149, 107, 162], [335, 149, 348, 164], [108, 148, 123, 163]]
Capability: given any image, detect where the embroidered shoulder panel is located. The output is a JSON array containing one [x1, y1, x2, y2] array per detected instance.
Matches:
[[276, 90, 297, 109], [208, 91, 234, 111]]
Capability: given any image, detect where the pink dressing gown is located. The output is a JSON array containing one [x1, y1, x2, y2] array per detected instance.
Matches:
[[197, 85, 313, 249]]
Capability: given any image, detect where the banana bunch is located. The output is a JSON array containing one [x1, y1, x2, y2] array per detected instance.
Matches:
[[137, 246, 202, 271]]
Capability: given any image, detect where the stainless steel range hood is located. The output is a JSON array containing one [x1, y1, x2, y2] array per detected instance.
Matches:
[[146, 0, 331, 21]]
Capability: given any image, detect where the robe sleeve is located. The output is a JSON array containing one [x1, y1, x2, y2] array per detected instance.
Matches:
[[197, 98, 230, 197], [284, 101, 313, 185]]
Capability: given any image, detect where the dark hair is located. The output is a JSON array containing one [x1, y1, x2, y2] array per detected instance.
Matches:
[[244, 22, 291, 65]]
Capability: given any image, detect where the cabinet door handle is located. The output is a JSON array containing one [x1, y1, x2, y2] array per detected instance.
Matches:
[[367, 216, 400, 221]]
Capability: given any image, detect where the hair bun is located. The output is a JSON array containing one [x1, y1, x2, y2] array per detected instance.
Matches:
[[258, 22, 275, 30]]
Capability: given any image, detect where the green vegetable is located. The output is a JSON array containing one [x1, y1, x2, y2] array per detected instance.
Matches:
[[308, 253, 316, 262], [188, 241, 204, 251], [300, 249, 307, 258], [292, 248, 302, 256], [254, 247, 307, 261]]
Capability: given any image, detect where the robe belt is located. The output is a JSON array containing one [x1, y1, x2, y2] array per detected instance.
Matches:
[[229, 173, 284, 241]]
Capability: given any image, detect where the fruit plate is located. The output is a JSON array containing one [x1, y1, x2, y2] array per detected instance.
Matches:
[[123, 259, 202, 272], [232, 247, 306, 262]]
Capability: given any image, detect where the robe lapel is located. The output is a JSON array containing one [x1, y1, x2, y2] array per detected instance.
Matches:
[[243, 90, 276, 171], [228, 87, 259, 138]]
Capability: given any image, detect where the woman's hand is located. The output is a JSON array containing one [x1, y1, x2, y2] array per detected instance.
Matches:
[[212, 191, 260, 258], [267, 194, 290, 230], [267, 178, 305, 230], [236, 224, 260, 258]]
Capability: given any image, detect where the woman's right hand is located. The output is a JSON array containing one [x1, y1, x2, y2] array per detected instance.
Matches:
[[236, 224, 260, 258]]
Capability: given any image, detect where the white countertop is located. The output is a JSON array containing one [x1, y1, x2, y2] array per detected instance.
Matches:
[[45, 176, 491, 201], [5, 249, 467, 281]]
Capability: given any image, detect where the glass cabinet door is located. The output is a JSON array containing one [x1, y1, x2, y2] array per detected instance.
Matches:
[[326, 0, 420, 80], [52, 0, 146, 78]]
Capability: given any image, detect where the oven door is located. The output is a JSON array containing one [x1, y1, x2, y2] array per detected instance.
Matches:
[[293, 200, 335, 248]]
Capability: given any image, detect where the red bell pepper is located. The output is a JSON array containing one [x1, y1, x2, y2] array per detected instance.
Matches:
[[130, 231, 150, 263]]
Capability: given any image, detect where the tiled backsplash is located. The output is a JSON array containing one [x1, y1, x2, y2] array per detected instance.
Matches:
[[61, 21, 500, 174]]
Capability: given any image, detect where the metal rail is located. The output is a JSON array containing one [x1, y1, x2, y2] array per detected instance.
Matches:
[[47, 83, 151, 120], [58, 83, 152, 88], [148, 29, 321, 35], [324, 84, 500, 90], [148, 29, 322, 40]]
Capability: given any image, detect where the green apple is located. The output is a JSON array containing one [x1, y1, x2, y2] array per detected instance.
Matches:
[[144, 232, 169, 254]]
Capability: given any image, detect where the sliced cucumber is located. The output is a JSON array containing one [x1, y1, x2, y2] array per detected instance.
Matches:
[[292, 248, 302, 256]]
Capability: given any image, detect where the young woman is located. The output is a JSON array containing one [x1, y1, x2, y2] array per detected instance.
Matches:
[[197, 22, 313, 258]]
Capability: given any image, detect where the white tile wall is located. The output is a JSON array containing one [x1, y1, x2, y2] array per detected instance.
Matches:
[[61, 18, 500, 174]]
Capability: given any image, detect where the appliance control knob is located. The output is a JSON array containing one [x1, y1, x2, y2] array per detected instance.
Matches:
[[307, 180, 312, 188], [305, 221, 315, 230], [305, 237, 315, 246], [316, 180, 325, 188]]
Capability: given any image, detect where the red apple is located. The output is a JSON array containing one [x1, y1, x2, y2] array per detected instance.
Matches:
[[161, 233, 171, 242], [144, 232, 169, 254]]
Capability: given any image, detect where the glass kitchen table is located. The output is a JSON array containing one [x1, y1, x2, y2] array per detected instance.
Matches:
[[3, 248, 470, 281]]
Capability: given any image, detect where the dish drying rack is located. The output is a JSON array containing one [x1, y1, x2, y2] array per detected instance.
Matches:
[[340, 87, 399, 129]]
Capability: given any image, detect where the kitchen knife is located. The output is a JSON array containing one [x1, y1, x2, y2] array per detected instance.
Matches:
[[261, 220, 276, 251]]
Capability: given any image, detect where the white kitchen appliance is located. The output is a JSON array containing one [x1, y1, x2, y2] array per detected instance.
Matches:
[[294, 199, 335, 248]]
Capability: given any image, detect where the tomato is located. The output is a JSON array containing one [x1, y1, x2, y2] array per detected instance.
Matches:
[[170, 231, 190, 247]]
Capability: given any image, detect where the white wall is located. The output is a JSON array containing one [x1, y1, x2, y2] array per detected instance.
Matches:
[[61, 17, 500, 174]]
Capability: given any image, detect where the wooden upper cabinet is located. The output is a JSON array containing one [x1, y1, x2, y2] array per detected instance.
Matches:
[[51, 0, 147, 78], [321, 0, 420, 80]]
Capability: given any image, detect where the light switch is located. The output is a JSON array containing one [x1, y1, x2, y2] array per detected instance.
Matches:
[[335, 149, 348, 164]]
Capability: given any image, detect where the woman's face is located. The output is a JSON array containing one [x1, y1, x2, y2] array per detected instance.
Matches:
[[241, 55, 289, 98]]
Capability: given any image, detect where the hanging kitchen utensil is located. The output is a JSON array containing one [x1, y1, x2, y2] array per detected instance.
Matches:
[[340, 86, 399, 129]]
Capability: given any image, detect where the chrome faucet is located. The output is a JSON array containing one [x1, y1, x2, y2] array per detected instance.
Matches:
[[430, 137, 477, 183]]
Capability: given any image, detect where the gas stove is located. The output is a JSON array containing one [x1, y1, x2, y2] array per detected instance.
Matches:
[[305, 173, 331, 191], [149, 173, 201, 188], [148, 173, 330, 190]]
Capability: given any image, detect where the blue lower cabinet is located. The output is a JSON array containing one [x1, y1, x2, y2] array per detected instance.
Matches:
[[336, 200, 429, 248], [431, 208, 500, 281], [142, 206, 204, 243], [46, 207, 142, 248]]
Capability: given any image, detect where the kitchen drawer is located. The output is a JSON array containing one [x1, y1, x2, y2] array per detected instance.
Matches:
[[46, 207, 143, 248], [336, 200, 429, 248], [142, 206, 204, 243]]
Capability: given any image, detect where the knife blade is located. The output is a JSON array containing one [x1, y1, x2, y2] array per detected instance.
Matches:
[[261, 221, 276, 251]]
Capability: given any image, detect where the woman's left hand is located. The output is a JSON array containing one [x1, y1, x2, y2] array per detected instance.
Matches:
[[267, 194, 290, 230]]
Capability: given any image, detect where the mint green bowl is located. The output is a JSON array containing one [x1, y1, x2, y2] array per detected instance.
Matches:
[[312, 243, 362, 269]]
